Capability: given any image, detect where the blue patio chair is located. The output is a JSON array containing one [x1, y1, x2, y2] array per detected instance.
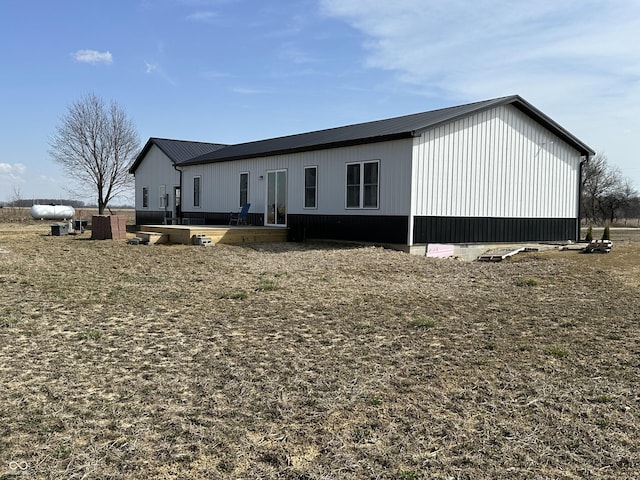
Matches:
[[229, 203, 251, 225]]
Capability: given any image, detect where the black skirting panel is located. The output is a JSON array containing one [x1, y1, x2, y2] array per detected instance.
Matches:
[[136, 211, 577, 245], [287, 214, 409, 244], [135, 210, 167, 226], [413, 216, 579, 244]]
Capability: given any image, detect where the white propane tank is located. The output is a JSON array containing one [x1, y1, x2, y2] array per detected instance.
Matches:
[[30, 204, 76, 220]]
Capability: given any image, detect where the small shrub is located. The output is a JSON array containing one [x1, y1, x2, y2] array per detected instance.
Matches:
[[256, 279, 278, 291], [594, 394, 615, 404], [602, 225, 611, 240], [585, 225, 593, 242], [515, 277, 538, 287], [354, 322, 374, 331], [545, 345, 570, 358], [411, 317, 436, 328], [77, 330, 102, 341], [399, 471, 419, 480], [255, 272, 280, 292], [219, 290, 248, 300]]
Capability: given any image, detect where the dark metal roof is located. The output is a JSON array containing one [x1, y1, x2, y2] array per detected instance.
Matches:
[[131, 96, 594, 172], [180, 95, 594, 166], [129, 138, 228, 173]]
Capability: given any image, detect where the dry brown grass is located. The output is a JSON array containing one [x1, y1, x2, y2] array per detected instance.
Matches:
[[1, 218, 639, 479]]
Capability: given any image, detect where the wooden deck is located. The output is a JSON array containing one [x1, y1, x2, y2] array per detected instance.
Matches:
[[138, 225, 288, 245]]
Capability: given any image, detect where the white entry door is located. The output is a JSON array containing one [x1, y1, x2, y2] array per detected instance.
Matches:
[[266, 170, 287, 226]]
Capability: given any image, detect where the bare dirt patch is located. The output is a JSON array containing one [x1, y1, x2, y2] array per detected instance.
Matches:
[[1, 222, 639, 479]]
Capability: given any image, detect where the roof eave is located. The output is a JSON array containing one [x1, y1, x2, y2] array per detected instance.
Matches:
[[508, 96, 595, 157], [129, 138, 158, 174]]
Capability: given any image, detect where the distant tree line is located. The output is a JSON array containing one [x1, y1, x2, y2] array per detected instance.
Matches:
[[582, 153, 639, 225], [4, 199, 89, 208]]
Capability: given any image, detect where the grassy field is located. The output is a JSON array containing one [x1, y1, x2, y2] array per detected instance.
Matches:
[[1, 217, 639, 479]]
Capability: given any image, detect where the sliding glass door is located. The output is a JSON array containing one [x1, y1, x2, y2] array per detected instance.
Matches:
[[266, 170, 287, 226]]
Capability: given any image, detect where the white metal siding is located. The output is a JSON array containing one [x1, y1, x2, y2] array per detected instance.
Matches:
[[133, 145, 180, 210], [182, 139, 414, 219], [411, 105, 582, 219]]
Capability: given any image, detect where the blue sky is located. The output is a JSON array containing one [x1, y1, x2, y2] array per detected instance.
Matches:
[[1, 0, 639, 203]]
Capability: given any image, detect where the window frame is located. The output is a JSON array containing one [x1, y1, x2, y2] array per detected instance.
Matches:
[[239, 172, 249, 207], [159, 184, 166, 208], [345, 160, 380, 209], [303, 165, 317, 209], [193, 176, 201, 208], [142, 186, 149, 208]]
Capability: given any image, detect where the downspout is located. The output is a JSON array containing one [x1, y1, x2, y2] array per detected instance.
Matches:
[[577, 154, 588, 241], [408, 132, 422, 249], [173, 162, 183, 223]]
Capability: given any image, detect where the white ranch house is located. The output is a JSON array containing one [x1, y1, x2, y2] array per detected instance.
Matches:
[[129, 95, 594, 247]]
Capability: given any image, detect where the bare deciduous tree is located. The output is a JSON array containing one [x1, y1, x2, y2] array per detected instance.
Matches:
[[582, 152, 638, 224], [49, 93, 140, 214], [11, 185, 23, 208]]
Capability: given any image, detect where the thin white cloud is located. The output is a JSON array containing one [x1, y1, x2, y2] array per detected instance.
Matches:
[[0, 162, 26, 177], [144, 61, 177, 86], [0, 163, 27, 197], [72, 49, 113, 65], [232, 87, 266, 95], [143, 40, 177, 85], [278, 42, 317, 65], [186, 11, 219, 23]]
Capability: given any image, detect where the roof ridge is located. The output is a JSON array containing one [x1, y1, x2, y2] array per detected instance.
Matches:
[[213, 95, 518, 147], [151, 137, 228, 146]]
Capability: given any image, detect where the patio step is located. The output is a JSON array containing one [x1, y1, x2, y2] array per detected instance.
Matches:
[[136, 231, 169, 245]]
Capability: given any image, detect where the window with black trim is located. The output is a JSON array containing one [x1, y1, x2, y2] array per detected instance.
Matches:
[[239, 172, 249, 206], [193, 176, 201, 207], [304, 166, 317, 209], [346, 160, 379, 209], [142, 186, 149, 208]]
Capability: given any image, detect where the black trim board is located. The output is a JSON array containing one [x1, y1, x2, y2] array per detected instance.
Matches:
[[413, 216, 579, 244]]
